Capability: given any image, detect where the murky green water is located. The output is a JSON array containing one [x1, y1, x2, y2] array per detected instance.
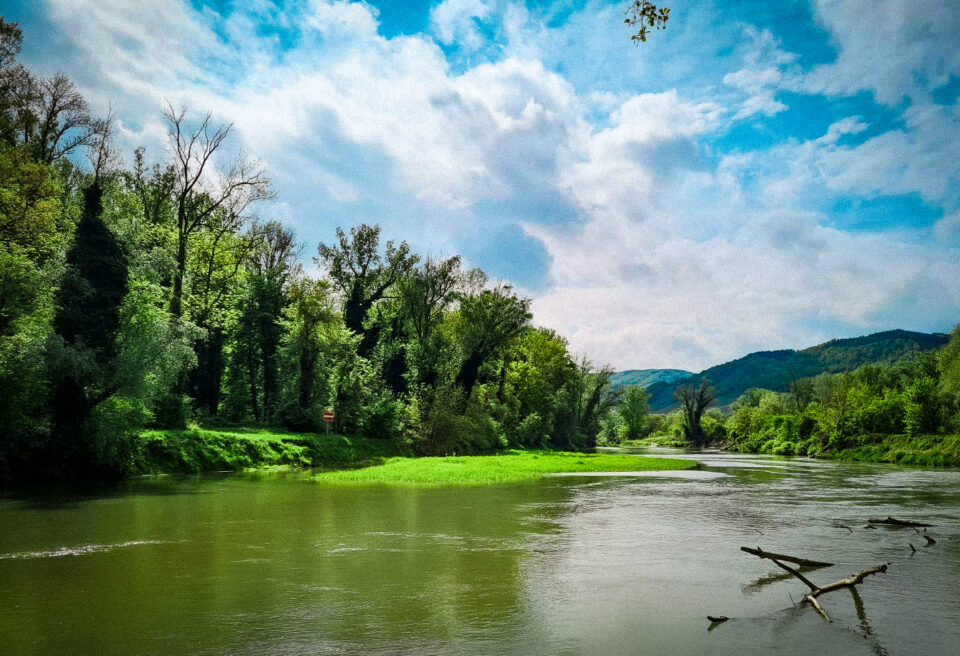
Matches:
[[1, 451, 958, 655]]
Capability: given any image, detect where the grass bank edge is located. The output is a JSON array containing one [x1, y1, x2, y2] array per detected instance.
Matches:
[[313, 451, 698, 486], [131, 428, 402, 474]]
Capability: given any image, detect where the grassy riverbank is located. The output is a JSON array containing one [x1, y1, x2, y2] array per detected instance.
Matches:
[[313, 451, 698, 486], [131, 428, 402, 474], [129, 430, 698, 482], [722, 432, 960, 467], [814, 434, 960, 467], [619, 432, 960, 468]]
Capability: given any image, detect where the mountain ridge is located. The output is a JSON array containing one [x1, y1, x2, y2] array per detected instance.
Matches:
[[610, 369, 693, 390]]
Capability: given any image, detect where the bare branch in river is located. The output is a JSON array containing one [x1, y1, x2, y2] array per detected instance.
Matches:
[[739, 546, 834, 568], [867, 516, 935, 527]]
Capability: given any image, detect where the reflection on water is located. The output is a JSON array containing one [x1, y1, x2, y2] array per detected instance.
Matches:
[[1, 452, 958, 655]]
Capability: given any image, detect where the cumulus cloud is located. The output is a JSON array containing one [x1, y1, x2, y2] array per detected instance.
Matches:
[[530, 203, 960, 370], [803, 0, 960, 104], [430, 0, 494, 49], [723, 27, 796, 119], [753, 103, 960, 209]]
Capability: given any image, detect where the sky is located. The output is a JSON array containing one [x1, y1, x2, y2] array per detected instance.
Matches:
[[4, 0, 960, 372]]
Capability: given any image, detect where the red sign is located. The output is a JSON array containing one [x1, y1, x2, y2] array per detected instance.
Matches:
[[322, 411, 335, 422]]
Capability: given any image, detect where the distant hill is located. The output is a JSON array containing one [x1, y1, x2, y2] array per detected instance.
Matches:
[[610, 369, 693, 390], [628, 330, 950, 412]]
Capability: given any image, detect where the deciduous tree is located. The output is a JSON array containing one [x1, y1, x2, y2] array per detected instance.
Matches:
[[674, 377, 716, 446], [317, 223, 417, 356]]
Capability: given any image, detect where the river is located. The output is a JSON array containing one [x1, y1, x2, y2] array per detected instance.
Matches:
[[1, 450, 958, 655]]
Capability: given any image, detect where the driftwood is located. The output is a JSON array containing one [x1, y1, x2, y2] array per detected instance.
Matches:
[[742, 547, 889, 622], [739, 546, 834, 568], [706, 615, 729, 623], [924, 534, 937, 546], [868, 516, 935, 527]]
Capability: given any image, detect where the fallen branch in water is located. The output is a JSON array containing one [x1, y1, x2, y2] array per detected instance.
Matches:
[[742, 547, 889, 622], [868, 516, 935, 527], [739, 546, 834, 567]]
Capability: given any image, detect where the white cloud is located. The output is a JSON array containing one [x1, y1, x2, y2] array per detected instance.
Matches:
[[935, 211, 960, 243], [757, 104, 960, 207], [530, 204, 960, 371], [803, 0, 960, 104], [722, 27, 796, 120], [430, 0, 493, 49]]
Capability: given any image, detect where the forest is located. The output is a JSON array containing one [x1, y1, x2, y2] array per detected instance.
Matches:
[[0, 18, 615, 484]]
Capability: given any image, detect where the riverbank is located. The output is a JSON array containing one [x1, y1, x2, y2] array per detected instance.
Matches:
[[619, 433, 960, 467], [313, 451, 699, 486], [130, 428, 402, 474], [814, 433, 960, 467], [129, 429, 697, 482]]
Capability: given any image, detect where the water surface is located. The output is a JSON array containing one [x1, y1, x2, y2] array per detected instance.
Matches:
[[1, 451, 958, 655]]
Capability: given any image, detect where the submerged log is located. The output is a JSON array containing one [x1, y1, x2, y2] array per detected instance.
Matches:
[[742, 547, 889, 623], [739, 546, 834, 567], [868, 516, 935, 527]]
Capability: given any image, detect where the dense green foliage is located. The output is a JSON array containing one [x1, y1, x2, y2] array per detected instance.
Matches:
[[617, 385, 650, 441], [0, 20, 619, 483], [607, 329, 960, 465], [716, 327, 960, 465], [314, 450, 697, 486], [644, 329, 950, 411], [131, 428, 401, 474]]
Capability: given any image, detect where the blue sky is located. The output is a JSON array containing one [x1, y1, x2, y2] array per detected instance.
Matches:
[[5, 0, 960, 370]]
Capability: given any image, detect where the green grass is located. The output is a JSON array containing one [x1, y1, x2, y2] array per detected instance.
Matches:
[[821, 433, 960, 468], [131, 428, 401, 474], [730, 430, 960, 467], [313, 450, 698, 486]]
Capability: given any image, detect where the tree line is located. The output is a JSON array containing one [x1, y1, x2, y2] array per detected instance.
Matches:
[[603, 327, 960, 464], [0, 19, 617, 483]]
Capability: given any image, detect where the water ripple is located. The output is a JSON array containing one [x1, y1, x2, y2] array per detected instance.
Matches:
[[0, 540, 167, 560]]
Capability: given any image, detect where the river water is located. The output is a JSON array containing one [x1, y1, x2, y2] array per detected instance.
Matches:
[[1, 450, 958, 655]]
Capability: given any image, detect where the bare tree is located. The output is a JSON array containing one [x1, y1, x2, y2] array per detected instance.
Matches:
[[163, 103, 272, 317], [249, 220, 299, 279], [32, 73, 102, 164], [674, 377, 716, 446], [87, 106, 117, 182]]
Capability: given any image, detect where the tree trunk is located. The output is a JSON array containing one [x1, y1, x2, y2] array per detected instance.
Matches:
[[456, 351, 485, 402], [298, 343, 316, 410], [249, 352, 260, 422], [170, 236, 187, 318], [207, 330, 224, 416]]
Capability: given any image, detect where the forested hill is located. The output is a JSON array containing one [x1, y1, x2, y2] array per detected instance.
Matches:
[[610, 369, 693, 390], [641, 330, 950, 412]]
